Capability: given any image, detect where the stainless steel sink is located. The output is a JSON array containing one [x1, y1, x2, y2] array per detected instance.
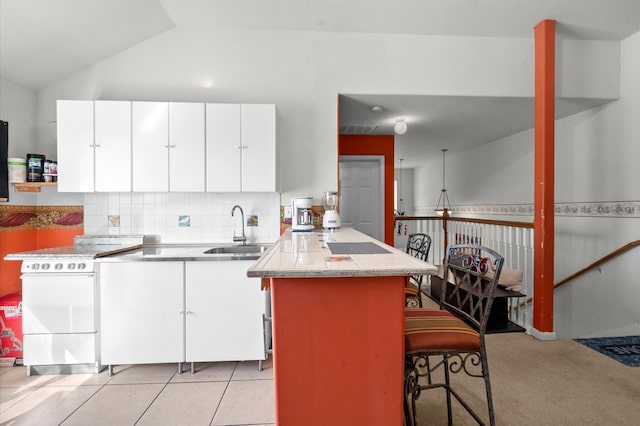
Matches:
[[204, 245, 270, 255]]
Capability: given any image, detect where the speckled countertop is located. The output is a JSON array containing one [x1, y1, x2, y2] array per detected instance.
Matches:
[[247, 227, 437, 278], [3, 235, 145, 260]]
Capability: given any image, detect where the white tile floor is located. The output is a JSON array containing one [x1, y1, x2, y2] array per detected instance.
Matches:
[[0, 359, 274, 425]]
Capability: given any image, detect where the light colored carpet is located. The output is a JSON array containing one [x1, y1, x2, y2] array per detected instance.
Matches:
[[411, 298, 640, 425]]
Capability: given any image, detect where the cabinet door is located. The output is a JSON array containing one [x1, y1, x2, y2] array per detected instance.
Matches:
[[205, 103, 241, 192], [57, 100, 94, 192], [185, 261, 266, 362], [95, 101, 132, 192], [169, 102, 205, 192], [100, 262, 184, 365], [132, 102, 169, 192], [241, 104, 276, 192]]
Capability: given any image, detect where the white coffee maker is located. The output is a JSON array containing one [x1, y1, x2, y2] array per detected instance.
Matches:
[[291, 197, 314, 231], [322, 191, 341, 229]]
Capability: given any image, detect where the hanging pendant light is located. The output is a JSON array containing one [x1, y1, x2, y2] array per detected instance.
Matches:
[[435, 149, 452, 216]]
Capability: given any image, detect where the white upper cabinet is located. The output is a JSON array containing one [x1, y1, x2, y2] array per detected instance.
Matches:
[[133, 102, 205, 192], [57, 100, 94, 192], [241, 104, 277, 192], [58, 100, 274, 193], [132, 102, 169, 192], [206, 103, 242, 192], [57, 100, 131, 192], [95, 101, 131, 192], [205, 103, 277, 192], [169, 102, 205, 192]]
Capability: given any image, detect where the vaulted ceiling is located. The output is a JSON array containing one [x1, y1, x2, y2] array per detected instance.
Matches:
[[2, 0, 639, 166]]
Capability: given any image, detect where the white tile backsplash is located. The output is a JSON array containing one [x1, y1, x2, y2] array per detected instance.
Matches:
[[84, 192, 281, 244]]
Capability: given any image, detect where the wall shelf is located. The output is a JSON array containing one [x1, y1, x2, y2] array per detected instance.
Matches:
[[12, 182, 57, 193]]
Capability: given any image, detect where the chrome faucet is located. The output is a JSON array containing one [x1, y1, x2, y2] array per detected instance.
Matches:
[[231, 205, 247, 245]]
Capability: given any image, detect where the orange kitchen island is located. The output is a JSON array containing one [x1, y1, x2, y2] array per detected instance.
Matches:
[[247, 228, 436, 425]]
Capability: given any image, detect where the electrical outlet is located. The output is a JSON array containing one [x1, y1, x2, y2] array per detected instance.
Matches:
[[284, 206, 292, 218]]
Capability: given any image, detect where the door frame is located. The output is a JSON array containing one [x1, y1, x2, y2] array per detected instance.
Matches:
[[339, 155, 385, 242]]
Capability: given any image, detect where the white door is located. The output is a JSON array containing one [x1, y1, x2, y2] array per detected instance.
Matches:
[[95, 101, 132, 192], [206, 103, 242, 192], [57, 100, 95, 192], [185, 261, 266, 362], [169, 102, 205, 192], [339, 156, 384, 241], [22, 274, 96, 334], [132, 101, 169, 192], [241, 104, 276, 192], [100, 262, 184, 365]]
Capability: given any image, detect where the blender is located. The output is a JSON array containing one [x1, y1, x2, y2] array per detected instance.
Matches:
[[322, 191, 341, 229]]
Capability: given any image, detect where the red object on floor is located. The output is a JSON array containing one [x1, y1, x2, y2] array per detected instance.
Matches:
[[0, 292, 23, 359], [270, 275, 405, 425]]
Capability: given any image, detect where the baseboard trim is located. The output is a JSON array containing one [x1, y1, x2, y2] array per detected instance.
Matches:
[[530, 328, 557, 341]]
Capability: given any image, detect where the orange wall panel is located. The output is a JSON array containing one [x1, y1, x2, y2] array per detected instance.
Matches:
[[0, 230, 37, 296], [37, 229, 83, 250], [338, 134, 395, 245], [0, 205, 83, 297]]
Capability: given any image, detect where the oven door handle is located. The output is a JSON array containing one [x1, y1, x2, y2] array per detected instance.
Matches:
[[21, 273, 96, 279]]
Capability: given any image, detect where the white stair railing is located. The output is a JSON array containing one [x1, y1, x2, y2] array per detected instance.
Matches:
[[394, 216, 534, 332]]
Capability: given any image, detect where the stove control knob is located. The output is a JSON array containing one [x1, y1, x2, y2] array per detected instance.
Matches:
[[32, 263, 40, 270], [68, 263, 76, 270], [55, 263, 63, 270], [77, 263, 86, 270], [41, 263, 50, 270]]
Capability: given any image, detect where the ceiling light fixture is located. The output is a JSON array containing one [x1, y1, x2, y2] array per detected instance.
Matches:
[[371, 105, 384, 113], [435, 149, 452, 217], [394, 117, 407, 135]]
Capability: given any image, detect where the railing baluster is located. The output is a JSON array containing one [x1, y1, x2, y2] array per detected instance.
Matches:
[[395, 215, 534, 331]]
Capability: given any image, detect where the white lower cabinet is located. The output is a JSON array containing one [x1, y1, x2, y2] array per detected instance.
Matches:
[[100, 260, 266, 368], [100, 262, 185, 366], [185, 261, 266, 362]]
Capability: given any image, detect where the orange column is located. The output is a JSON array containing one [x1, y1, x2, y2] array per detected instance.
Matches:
[[533, 20, 556, 333]]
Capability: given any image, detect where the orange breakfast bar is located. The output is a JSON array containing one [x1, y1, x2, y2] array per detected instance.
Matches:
[[247, 228, 436, 425]]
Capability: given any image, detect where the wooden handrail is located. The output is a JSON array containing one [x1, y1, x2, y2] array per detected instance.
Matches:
[[519, 240, 640, 307], [553, 239, 640, 289]]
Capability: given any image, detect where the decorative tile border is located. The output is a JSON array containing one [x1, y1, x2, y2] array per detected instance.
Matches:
[[454, 201, 640, 218], [0, 205, 84, 231]]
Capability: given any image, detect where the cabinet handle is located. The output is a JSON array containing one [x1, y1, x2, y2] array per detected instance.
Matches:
[[242, 145, 248, 149], [185, 310, 193, 315], [170, 145, 176, 148], [164, 145, 169, 148]]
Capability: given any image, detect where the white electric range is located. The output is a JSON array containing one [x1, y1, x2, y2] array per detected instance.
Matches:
[[7, 235, 144, 375], [21, 257, 100, 375]]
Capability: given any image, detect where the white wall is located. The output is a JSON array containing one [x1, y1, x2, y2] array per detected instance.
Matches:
[[36, 28, 583, 203], [0, 77, 43, 205], [394, 167, 414, 216], [441, 31, 640, 338], [0, 77, 38, 157]]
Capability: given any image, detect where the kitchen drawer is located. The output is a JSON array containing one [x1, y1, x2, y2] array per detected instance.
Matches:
[[24, 334, 98, 365]]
